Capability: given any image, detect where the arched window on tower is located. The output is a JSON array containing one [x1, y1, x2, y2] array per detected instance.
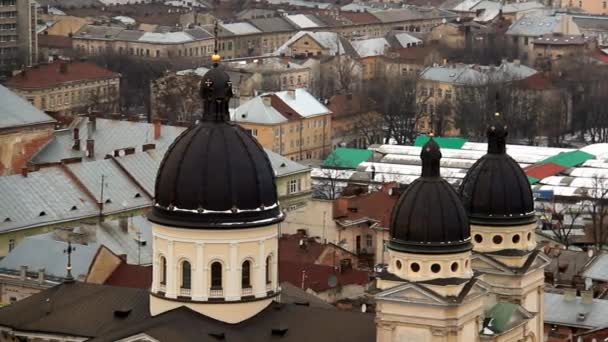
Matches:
[[181, 261, 191, 296], [242, 260, 252, 296], [160, 256, 167, 288], [210, 262, 223, 297], [266, 255, 272, 289]]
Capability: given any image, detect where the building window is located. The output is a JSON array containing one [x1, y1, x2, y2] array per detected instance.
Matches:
[[211, 262, 222, 289], [8, 239, 15, 252], [242, 260, 251, 288], [246, 128, 258, 137], [181, 261, 191, 290], [288, 179, 300, 194], [160, 256, 167, 285], [366, 234, 373, 248], [266, 256, 272, 284]]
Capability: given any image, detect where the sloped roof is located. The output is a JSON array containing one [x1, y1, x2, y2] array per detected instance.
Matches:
[[506, 14, 564, 37], [275, 31, 352, 56], [280, 260, 369, 293], [104, 263, 152, 289], [414, 136, 467, 149], [274, 88, 330, 117], [545, 292, 608, 329], [266, 149, 310, 176], [540, 150, 595, 168], [0, 85, 56, 129], [248, 16, 295, 32], [582, 253, 608, 281], [0, 167, 99, 233], [323, 148, 373, 169], [232, 96, 288, 124], [221, 22, 262, 35], [0, 282, 151, 338], [6, 61, 118, 89], [333, 188, 398, 228], [525, 162, 567, 180], [0, 236, 98, 280], [351, 37, 390, 58], [285, 14, 324, 29]]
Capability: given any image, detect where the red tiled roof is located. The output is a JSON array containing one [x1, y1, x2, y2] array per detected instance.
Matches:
[[333, 188, 399, 228], [104, 262, 152, 289], [38, 34, 73, 49], [593, 50, 608, 64], [339, 11, 381, 24], [279, 234, 326, 264], [6, 61, 119, 89], [279, 260, 369, 293], [519, 72, 553, 90], [525, 162, 567, 180], [267, 94, 304, 121]]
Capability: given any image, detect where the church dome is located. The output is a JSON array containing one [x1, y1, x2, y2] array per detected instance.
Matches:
[[148, 65, 283, 229], [458, 121, 535, 226], [389, 139, 472, 254]]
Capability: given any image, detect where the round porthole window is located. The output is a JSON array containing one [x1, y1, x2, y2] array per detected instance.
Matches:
[[512, 234, 521, 244], [451, 262, 459, 272], [493, 235, 503, 244], [474, 234, 483, 243], [431, 263, 441, 273], [410, 263, 420, 272], [395, 260, 402, 270]]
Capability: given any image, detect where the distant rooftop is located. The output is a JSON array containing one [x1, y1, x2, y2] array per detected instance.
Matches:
[[0, 85, 56, 130]]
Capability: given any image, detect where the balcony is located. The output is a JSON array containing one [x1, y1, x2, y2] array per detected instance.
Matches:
[[209, 287, 223, 298], [179, 288, 191, 297], [241, 287, 253, 297]]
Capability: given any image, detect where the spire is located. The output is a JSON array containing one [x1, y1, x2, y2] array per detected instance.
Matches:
[[487, 112, 507, 154], [63, 240, 75, 283], [199, 22, 233, 122], [420, 135, 441, 178]]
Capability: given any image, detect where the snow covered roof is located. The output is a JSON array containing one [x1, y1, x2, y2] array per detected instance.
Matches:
[[351, 37, 390, 58], [221, 22, 262, 35], [393, 32, 422, 48], [274, 31, 349, 56], [419, 62, 537, 85], [113, 16, 136, 25], [285, 14, 323, 29]]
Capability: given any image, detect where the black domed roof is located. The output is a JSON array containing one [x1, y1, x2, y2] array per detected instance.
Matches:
[[458, 121, 535, 226], [389, 139, 472, 254], [148, 65, 283, 229]]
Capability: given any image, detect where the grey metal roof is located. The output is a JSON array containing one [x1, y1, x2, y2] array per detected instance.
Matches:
[[221, 22, 262, 35], [114, 29, 145, 41], [372, 7, 457, 23], [30, 118, 185, 164], [419, 62, 537, 85], [0, 167, 99, 233], [248, 17, 295, 33], [65, 158, 152, 213], [36, 216, 153, 266], [0, 85, 56, 129], [184, 27, 213, 39], [113, 149, 164, 197], [544, 292, 608, 329], [0, 236, 98, 280], [265, 149, 310, 176], [74, 25, 125, 40], [582, 253, 608, 281], [506, 14, 563, 37]]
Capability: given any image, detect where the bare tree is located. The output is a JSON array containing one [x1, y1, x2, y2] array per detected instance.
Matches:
[[351, 110, 385, 148], [585, 175, 608, 250], [152, 72, 202, 124], [363, 75, 428, 144], [541, 202, 584, 249]]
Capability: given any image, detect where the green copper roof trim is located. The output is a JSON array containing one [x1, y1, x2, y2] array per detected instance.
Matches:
[[539, 150, 595, 168], [414, 136, 467, 149], [527, 176, 539, 184]]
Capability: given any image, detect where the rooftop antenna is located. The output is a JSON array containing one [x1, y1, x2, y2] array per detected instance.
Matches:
[[213, 20, 220, 62], [63, 240, 76, 283]]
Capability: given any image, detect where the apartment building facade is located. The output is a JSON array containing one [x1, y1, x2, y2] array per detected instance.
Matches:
[[0, 0, 37, 76], [233, 88, 332, 161], [6, 61, 120, 117]]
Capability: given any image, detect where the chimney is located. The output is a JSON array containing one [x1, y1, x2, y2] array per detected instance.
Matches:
[[21, 167, 28, 178], [87, 120, 94, 139], [142, 143, 155, 152], [581, 290, 594, 304], [287, 89, 296, 99], [119, 216, 128, 233], [153, 119, 161, 140], [72, 127, 80, 151], [262, 96, 272, 107], [38, 268, 45, 284], [564, 288, 576, 302], [19, 265, 28, 281], [86, 139, 95, 158], [513, 59, 521, 66], [59, 63, 68, 74], [88, 114, 96, 133]]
